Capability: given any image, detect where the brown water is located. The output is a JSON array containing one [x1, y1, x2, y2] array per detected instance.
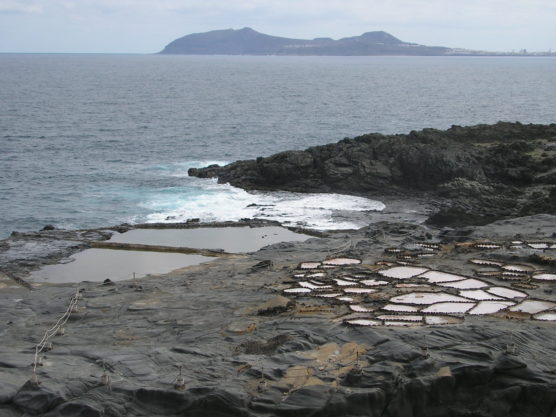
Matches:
[[29, 249, 211, 283], [108, 226, 309, 253]]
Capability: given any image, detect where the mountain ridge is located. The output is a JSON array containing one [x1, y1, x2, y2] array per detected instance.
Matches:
[[160, 27, 454, 56]]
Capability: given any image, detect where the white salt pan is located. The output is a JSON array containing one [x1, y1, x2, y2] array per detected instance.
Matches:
[[284, 288, 312, 294], [459, 290, 504, 300], [378, 266, 428, 279], [532, 273, 556, 281], [474, 243, 501, 249], [360, 279, 389, 286], [300, 262, 321, 269], [315, 293, 343, 298], [345, 319, 381, 326], [306, 272, 326, 278], [528, 243, 550, 249], [533, 312, 556, 321], [323, 258, 361, 266], [376, 314, 422, 322], [382, 304, 420, 313], [487, 287, 527, 299], [419, 270, 467, 283], [343, 288, 377, 294], [298, 281, 332, 290], [439, 278, 488, 289], [384, 321, 423, 327], [468, 301, 514, 315], [390, 292, 469, 305], [509, 300, 556, 314], [421, 302, 476, 314], [470, 259, 503, 267], [425, 316, 463, 325], [502, 264, 534, 272]]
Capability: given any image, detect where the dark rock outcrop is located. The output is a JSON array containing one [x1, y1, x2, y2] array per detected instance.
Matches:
[[189, 122, 556, 226]]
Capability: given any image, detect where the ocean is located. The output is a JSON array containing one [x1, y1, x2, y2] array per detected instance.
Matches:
[[1, 54, 555, 238]]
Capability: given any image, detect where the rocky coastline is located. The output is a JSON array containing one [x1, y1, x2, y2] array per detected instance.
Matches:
[[1, 122, 556, 416], [1, 215, 556, 416], [189, 122, 556, 227]]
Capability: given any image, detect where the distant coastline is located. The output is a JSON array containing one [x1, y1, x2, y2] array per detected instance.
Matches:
[[160, 27, 556, 56]]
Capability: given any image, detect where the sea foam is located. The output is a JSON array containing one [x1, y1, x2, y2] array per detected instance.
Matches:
[[139, 167, 384, 230]]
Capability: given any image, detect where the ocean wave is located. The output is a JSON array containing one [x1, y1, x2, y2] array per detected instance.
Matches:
[[139, 178, 384, 230]]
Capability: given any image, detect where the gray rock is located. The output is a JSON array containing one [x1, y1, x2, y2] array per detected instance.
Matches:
[[43, 400, 103, 417], [13, 382, 65, 415], [0, 382, 18, 404]]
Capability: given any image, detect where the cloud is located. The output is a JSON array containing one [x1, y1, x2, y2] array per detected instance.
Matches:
[[0, 0, 554, 52], [0, 0, 42, 14]]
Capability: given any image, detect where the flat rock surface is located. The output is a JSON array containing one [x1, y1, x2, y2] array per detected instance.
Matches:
[[1, 216, 556, 416]]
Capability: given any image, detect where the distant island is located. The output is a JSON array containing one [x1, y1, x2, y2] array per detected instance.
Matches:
[[159, 27, 555, 56]]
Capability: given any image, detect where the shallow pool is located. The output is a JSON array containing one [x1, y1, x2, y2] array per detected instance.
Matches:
[[29, 249, 211, 283], [108, 226, 309, 253]]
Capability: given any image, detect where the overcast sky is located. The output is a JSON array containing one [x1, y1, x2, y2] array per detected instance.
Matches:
[[1, 0, 555, 53]]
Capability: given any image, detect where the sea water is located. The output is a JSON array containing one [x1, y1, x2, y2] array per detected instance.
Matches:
[[1, 54, 555, 238]]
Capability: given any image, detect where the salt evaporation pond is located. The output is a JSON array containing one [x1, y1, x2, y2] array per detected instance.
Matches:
[[31, 226, 310, 283], [29, 249, 211, 283], [468, 301, 514, 315], [108, 226, 309, 253]]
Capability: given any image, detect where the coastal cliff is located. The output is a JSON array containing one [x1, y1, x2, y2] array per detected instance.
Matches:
[[189, 122, 556, 226]]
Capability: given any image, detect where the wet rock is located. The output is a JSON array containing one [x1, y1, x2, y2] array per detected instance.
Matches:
[[135, 388, 192, 414], [0, 382, 18, 404], [188, 388, 250, 417], [344, 389, 387, 416], [275, 385, 332, 416], [13, 381, 65, 415]]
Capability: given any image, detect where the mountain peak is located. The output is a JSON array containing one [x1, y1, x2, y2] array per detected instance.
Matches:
[[359, 31, 403, 44]]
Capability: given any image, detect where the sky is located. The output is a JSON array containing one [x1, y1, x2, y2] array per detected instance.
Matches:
[[0, 0, 555, 53]]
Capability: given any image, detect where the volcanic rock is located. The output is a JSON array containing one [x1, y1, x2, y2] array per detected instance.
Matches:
[[189, 122, 556, 226]]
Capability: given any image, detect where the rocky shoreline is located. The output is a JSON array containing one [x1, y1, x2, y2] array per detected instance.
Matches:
[[1, 121, 556, 416], [189, 122, 556, 227], [0, 213, 555, 416]]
